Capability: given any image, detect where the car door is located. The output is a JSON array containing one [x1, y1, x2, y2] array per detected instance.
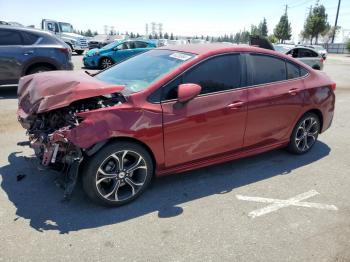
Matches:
[[0, 29, 25, 84], [112, 42, 134, 62], [133, 41, 151, 55], [161, 54, 248, 168], [244, 53, 305, 148]]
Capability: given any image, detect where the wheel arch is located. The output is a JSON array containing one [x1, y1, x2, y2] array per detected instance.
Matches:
[[85, 136, 157, 174], [300, 108, 324, 132], [24, 62, 57, 75]]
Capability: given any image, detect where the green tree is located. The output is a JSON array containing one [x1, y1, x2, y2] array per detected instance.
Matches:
[[347, 39, 350, 52], [93, 31, 98, 36], [85, 29, 93, 37], [303, 4, 329, 44], [148, 34, 153, 39], [240, 30, 250, 43], [250, 25, 260, 36], [233, 32, 240, 43], [259, 18, 268, 37], [274, 11, 292, 43], [170, 33, 174, 40], [268, 34, 278, 43], [205, 35, 210, 41], [159, 32, 163, 39], [164, 32, 169, 39]]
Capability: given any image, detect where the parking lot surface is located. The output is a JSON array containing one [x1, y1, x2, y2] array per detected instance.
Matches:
[[0, 54, 349, 262]]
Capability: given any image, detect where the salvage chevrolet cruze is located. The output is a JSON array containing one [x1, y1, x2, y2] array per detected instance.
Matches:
[[17, 44, 336, 206]]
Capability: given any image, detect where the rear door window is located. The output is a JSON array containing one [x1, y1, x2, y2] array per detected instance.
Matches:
[[21, 32, 39, 45], [249, 54, 286, 85], [0, 30, 22, 45], [135, 41, 148, 48], [286, 61, 301, 79]]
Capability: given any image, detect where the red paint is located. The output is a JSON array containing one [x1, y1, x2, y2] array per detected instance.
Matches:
[[17, 70, 124, 115], [177, 83, 202, 103], [17, 44, 336, 177]]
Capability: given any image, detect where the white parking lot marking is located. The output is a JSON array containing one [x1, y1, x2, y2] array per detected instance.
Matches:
[[236, 190, 338, 218]]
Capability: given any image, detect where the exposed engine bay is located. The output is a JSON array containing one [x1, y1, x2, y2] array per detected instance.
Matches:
[[18, 93, 125, 199]]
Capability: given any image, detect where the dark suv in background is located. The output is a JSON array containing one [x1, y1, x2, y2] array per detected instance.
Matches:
[[0, 25, 73, 85]]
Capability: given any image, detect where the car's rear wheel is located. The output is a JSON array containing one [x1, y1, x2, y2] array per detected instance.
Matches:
[[75, 50, 84, 55], [99, 57, 113, 69], [82, 141, 153, 207], [27, 65, 54, 75], [287, 113, 320, 154]]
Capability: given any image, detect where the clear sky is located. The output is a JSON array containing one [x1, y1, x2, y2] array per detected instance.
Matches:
[[1, 0, 349, 42]]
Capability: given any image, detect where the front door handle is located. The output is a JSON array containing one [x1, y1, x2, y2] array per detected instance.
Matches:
[[288, 88, 299, 96], [227, 101, 245, 109], [24, 50, 34, 56]]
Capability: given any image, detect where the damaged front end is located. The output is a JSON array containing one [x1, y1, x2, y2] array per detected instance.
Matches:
[[17, 71, 125, 199]]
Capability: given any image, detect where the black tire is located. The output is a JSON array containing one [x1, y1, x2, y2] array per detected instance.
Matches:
[[27, 65, 53, 75], [82, 141, 154, 207], [75, 50, 84, 55], [312, 65, 321, 70], [287, 112, 320, 154], [99, 57, 114, 69]]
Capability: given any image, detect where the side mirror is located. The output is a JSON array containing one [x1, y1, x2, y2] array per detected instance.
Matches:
[[177, 83, 201, 104]]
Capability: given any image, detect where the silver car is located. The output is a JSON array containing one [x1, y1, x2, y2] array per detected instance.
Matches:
[[285, 47, 324, 70]]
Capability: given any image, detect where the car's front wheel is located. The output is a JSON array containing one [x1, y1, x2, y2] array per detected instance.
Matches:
[[99, 57, 114, 69], [82, 141, 153, 207], [287, 112, 320, 154]]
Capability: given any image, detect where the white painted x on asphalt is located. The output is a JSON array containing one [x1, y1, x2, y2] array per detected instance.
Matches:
[[236, 190, 338, 218]]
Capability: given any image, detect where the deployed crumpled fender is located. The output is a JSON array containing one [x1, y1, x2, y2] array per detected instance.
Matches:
[[17, 70, 124, 116]]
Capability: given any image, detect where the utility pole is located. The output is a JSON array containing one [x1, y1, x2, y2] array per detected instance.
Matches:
[[331, 0, 341, 43]]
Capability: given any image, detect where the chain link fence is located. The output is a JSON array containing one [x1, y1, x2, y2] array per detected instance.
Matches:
[[321, 43, 349, 54]]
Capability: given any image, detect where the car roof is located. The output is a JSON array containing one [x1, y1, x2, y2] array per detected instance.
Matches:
[[157, 43, 284, 56], [0, 25, 53, 37]]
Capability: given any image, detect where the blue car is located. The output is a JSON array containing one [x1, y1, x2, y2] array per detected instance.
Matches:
[[83, 39, 156, 69]]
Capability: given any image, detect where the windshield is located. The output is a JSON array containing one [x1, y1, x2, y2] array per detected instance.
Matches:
[[273, 45, 291, 53], [95, 49, 195, 93], [59, 22, 73, 33], [101, 41, 120, 50]]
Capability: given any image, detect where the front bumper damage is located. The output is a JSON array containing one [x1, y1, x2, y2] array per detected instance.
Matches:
[[19, 124, 83, 200], [16, 70, 126, 200]]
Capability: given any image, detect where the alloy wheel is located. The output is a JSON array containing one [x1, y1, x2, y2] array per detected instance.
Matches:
[[101, 58, 112, 69], [295, 116, 319, 152], [95, 150, 148, 202]]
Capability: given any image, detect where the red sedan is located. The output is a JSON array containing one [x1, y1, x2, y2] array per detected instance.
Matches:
[[17, 44, 336, 206]]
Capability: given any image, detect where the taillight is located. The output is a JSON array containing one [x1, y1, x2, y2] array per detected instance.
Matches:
[[58, 48, 69, 54], [331, 83, 336, 91], [320, 57, 324, 62]]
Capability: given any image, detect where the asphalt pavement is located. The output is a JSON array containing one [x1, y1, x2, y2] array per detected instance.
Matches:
[[0, 53, 349, 262]]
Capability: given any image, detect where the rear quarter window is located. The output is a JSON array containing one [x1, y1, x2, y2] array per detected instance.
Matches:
[[21, 32, 40, 45]]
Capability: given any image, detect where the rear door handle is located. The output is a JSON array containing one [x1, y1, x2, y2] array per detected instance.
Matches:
[[288, 88, 299, 96], [227, 101, 245, 109]]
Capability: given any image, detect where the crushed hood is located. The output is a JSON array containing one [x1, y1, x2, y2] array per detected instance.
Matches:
[[18, 70, 124, 115]]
